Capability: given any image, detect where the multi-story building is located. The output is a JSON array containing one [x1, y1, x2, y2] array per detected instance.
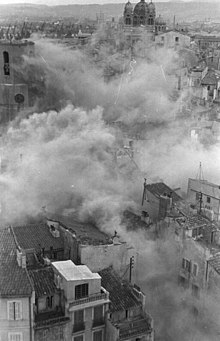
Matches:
[[187, 178, 220, 221], [0, 228, 34, 341], [99, 267, 154, 341], [1, 216, 149, 341], [141, 181, 181, 223], [53, 260, 110, 341], [174, 212, 220, 320]]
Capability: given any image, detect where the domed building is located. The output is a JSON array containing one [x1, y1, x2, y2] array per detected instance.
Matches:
[[123, 0, 156, 27], [155, 15, 166, 33]]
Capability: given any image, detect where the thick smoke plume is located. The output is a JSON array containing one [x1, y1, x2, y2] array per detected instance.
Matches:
[[1, 104, 134, 226], [2, 33, 220, 341]]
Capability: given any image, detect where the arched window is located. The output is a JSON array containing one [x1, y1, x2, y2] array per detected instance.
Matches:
[[3, 51, 10, 76], [148, 16, 153, 25], [133, 16, 138, 26], [140, 16, 144, 25], [125, 16, 131, 25]]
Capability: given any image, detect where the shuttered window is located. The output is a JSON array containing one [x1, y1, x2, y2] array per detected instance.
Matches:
[[8, 333, 22, 341], [8, 301, 22, 320]]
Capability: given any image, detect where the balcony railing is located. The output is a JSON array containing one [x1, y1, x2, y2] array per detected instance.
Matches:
[[69, 291, 108, 309], [119, 318, 152, 340], [73, 322, 85, 333], [92, 318, 105, 328], [34, 310, 69, 329]]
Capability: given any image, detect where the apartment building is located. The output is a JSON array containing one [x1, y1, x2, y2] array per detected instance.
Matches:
[[0, 228, 34, 341], [141, 181, 181, 222], [100, 267, 154, 341], [187, 178, 220, 221], [175, 212, 220, 316], [52, 260, 110, 341]]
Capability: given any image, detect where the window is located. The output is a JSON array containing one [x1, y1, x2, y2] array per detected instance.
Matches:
[[3, 51, 10, 75], [178, 275, 188, 289], [58, 327, 63, 340], [196, 192, 200, 201], [46, 296, 53, 309], [161, 36, 164, 41], [192, 228, 198, 238], [75, 284, 88, 300], [182, 258, 191, 272], [193, 264, 198, 276], [207, 196, 211, 203], [42, 330, 48, 341], [93, 305, 103, 325], [198, 226, 203, 236], [8, 301, 22, 320], [93, 330, 102, 341], [192, 284, 199, 298], [74, 336, 83, 341], [125, 17, 131, 25], [73, 310, 84, 333], [175, 36, 179, 43], [8, 333, 22, 341]]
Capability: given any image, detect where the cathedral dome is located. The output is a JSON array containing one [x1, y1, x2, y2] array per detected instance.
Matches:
[[124, 0, 133, 13], [148, 0, 155, 13], [133, 0, 148, 16], [155, 15, 166, 25]]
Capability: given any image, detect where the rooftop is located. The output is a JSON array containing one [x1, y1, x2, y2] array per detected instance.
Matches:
[[99, 267, 141, 312], [0, 228, 32, 297], [176, 213, 216, 230], [201, 71, 218, 85], [118, 316, 152, 340], [12, 223, 64, 252], [188, 178, 220, 200], [146, 182, 181, 202], [0, 39, 34, 46], [28, 266, 57, 298], [52, 214, 112, 245], [53, 260, 100, 281], [209, 255, 220, 275]]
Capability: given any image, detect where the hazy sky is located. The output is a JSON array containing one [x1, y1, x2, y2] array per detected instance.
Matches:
[[0, 0, 216, 5]]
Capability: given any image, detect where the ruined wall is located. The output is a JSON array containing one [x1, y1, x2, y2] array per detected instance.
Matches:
[[79, 242, 136, 279]]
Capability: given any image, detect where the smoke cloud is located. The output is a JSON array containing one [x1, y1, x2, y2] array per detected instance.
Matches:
[[2, 31, 220, 341]]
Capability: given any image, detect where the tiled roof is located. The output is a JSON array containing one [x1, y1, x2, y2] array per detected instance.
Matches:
[[209, 255, 220, 275], [28, 266, 57, 298], [146, 182, 181, 202], [122, 210, 150, 230], [12, 223, 64, 252], [176, 213, 216, 230], [0, 228, 33, 297], [201, 71, 218, 85], [99, 267, 141, 312], [52, 215, 112, 245]]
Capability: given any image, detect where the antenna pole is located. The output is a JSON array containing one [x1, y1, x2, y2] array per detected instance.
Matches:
[[141, 178, 147, 206]]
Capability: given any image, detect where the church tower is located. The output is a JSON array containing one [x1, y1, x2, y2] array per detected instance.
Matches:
[[0, 39, 35, 123]]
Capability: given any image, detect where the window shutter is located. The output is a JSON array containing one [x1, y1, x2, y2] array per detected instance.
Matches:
[[8, 302, 14, 320], [189, 261, 192, 273], [15, 302, 22, 320]]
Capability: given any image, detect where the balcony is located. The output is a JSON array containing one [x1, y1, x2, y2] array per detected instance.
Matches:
[[93, 318, 105, 328], [73, 322, 85, 333], [34, 310, 70, 329], [69, 288, 109, 310], [118, 317, 153, 340]]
